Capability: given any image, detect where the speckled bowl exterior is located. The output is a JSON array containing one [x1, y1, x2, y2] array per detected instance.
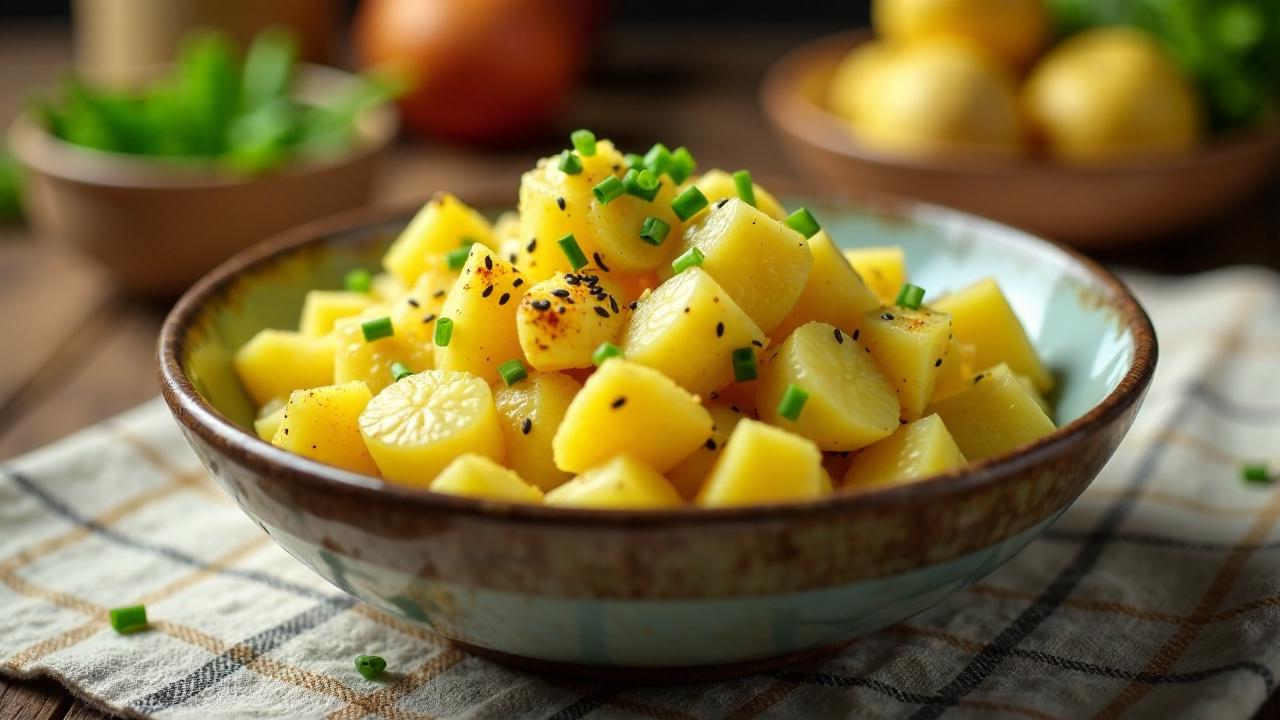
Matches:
[[158, 194, 1156, 678]]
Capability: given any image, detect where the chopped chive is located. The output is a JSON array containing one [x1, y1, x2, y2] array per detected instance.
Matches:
[[557, 233, 589, 270], [592, 341, 624, 365], [390, 361, 414, 382], [497, 359, 528, 386], [1242, 463, 1273, 484], [776, 383, 809, 421], [671, 246, 705, 274], [623, 168, 660, 201], [361, 317, 394, 342], [593, 175, 626, 205], [557, 150, 582, 175], [444, 246, 470, 271], [433, 317, 453, 346], [785, 207, 821, 238], [344, 268, 372, 293], [671, 186, 708, 221], [570, 129, 597, 157], [732, 169, 756, 207], [639, 216, 671, 246], [895, 283, 926, 310], [668, 146, 695, 184], [110, 605, 148, 634], [732, 347, 758, 382], [624, 152, 646, 170], [355, 655, 386, 680], [644, 142, 672, 176]]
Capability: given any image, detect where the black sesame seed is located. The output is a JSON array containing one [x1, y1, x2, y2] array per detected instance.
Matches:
[[730, 405, 741, 413], [513, 278, 524, 287], [552, 289, 571, 298], [705, 438, 718, 450], [584, 275, 600, 286], [422, 314, 437, 323], [564, 297, 575, 304], [839, 451, 850, 458], [683, 307, 691, 314], [834, 328, 844, 344], [852, 329, 860, 341], [558, 306, 567, 314], [609, 296, 619, 314], [407, 298, 420, 308], [484, 255, 493, 270], [881, 312, 895, 321], [935, 358, 942, 367], [499, 293, 511, 305], [716, 322, 725, 337], [974, 373, 985, 383], [433, 289, 446, 298], [527, 238, 537, 252], [594, 306, 610, 318], [532, 299, 551, 311], [751, 339, 763, 347], [715, 197, 729, 209], [611, 396, 626, 409], [556, 197, 566, 211], [508, 252, 518, 263], [593, 252, 611, 272], [629, 301, 638, 310], [709, 391, 720, 400], [521, 418, 532, 435], [482, 285, 494, 298]]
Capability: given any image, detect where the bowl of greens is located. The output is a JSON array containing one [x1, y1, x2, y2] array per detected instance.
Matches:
[[8, 30, 398, 296]]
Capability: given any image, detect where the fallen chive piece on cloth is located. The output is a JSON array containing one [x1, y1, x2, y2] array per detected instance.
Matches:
[[671, 247, 705, 275], [355, 655, 387, 680], [433, 317, 453, 347], [777, 383, 809, 421], [110, 605, 147, 634], [896, 283, 926, 310], [343, 268, 372, 293], [785, 207, 821, 238], [498, 359, 528, 386], [1242, 463, 1273, 484], [361, 317, 393, 342]]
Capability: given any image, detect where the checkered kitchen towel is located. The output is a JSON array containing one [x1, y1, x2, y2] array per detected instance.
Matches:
[[2, 267, 1279, 720]]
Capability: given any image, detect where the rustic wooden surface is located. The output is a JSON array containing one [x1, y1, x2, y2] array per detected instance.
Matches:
[[1, 20, 1278, 720]]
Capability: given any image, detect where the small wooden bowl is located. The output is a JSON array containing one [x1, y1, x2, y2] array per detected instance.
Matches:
[[8, 64, 397, 297], [760, 30, 1280, 248]]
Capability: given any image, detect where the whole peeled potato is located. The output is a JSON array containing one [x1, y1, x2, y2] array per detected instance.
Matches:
[[353, 0, 587, 144], [1023, 28, 1203, 162], [873, 0, 1050, 68]]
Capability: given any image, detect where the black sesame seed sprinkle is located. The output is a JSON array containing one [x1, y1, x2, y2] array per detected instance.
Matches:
[[484, 255, 493, 270], [527, 238, 537, 252], [407, 298, 420, 308], [716, 322, 725, 338], [611, 396, 626, 409], [852, 329, 860, 341], [935, 358, 942, 367], [532, 299, 551, 311], [594, 306, 610, 318], [705, 438, 718, 450], [629, 301, 638, 310], [422, 314, 437, 323], [508, 253, 518, 263], [609, 296, 619, 314], [593, 252, 610, 272], [482, 285, 494, 298], [881, 312, 895, 321], [974, 373, 985, 383], [521, 418, 532, 435], [556, 197, 566, 211], [715, 197, 729, 209], [433, 289, 446, 298], [564, 297, 575, 304], [565, 274, 581, 285], [751, 339, 763, 347], [552, 289, 571, 298], [834, 328, 844, 344], [513, 278, 524, 287], [499, 293, 511, 305]]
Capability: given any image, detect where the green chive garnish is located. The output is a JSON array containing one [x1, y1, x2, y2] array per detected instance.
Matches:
[[344, 268, 372, 293], [668, 146, 696, 184], [558, 149, 583, 175], [671, 186, 709, 221], [671, 246, 705, 274], [592, 341, 624, 366], [444, 246, 471, 271], [732, 170, 756, 207], [498, 359, 528, 386], [644, 143, 672, 176], [390, 361, 414, 382], [110, 605, 148, 634], [593, 175, 626, 205], [624, 153, 646, 170], [571, 129, 597, 157], [640, 216, 671, 246], [1242, 463, 1273, 484], [355, 655, 387, 680], [623, 168, 660, 201], [732, 347, 758, 382], [895, 283, 926, 310], [433, 317, 453, 346], [777, 383, 809, 421], [785, 207, 821, 238], [557, 233, 589, 270], [361, 317, 394, 342]]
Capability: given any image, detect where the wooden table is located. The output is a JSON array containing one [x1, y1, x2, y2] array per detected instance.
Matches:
[[2, 20, 1277, 720]]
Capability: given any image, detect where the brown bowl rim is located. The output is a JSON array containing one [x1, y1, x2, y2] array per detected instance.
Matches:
[[7, 63, 399, 190], [759, 29, 1280, 177], [158, 190, 1157, 528]]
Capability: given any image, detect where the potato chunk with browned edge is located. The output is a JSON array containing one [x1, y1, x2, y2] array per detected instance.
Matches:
[[696, 419, 827, 507], [929, 363, 1056, 460], [272, 381, 379, 476]]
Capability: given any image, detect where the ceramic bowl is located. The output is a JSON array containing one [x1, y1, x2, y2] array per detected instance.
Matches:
[[760, 30, 1280, 249], [158, 193, 1156, 680], [8, 64, 396, 297]]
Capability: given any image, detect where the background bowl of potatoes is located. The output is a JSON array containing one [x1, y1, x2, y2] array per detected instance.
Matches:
[[158, 188, 1154, 677]]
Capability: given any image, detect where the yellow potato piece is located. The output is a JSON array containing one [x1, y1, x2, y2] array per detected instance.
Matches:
[[545, 454, 683, 509], [333, 309, 434, 396], [253, 399, 286, 442], [370, 272, 406, 303], [696, 418, 827, 507], [932, 333, 977, 402], [676, 198, 811, 333], [1016, 373, 1054, 416], [358, 370, 505, 487], [429, 454, 544, 504], [930, 277, 1053, 392], [873, 0, 1050, 68], [234, 329, 335, 407], [772, 230, 881, 341], [928, 363, 1056, 461], [383, 192, 494, 286], [434, 245, 529, 384], [494, 372, 581, 491], [553, 359, 712, 473], [390, 264, 457, 347], [667, 404, 747, 500], [860, 306, 953, 420], [299, 291, 375, 337], [828, 41, 894, 125], [757, 321, 899, 451], [692, 169, 787, 221], [517, 268, 627, 371], [272, 381, 379, 476], [843, 246, 906, 305], [844, 413, 966, 487], [620, 268, 766, 397]]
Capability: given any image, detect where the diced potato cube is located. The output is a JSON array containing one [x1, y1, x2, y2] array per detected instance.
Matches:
[[271, 381, 379, 475], [334, 308, 433, 396], [619, 268, 766, 396], [667, 404, 747, 499], [390, 264, 457, 346], [1017, 373, 1054, 416], [429, 454, 544, 504], [435, 245, 529, 384], [692, 169, 787, 221], [253, 399, 286, 442], [545, 454, 683, 509], [584, 181, 686, 275], [553, 359, 712, 473], [234, 329, 335, 407], [931, 278, 1054, 392], [494, 372, 581, 491], [928, 363, 1056, 460], [772, 230, 881, 341], [517, 268, 628, 371], [843, 246, 906, 304], [370, 272, 406, 303], [860, 306, 953, 420], [299, 291, 375, 336], [696, 418, 827, 507], [383, 193, 494, 286], [932, 334, 977, 402], [492, 211, 520, 246], [844, 414, 966, 487], [757, 321, 899, 451], [677, 198, 812, 333], [359, 370, 505, 486]]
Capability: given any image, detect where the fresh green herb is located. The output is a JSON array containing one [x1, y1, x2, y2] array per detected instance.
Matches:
[[895, 283, 926, 310], [571, 129, 597, 157], [361, 317, 394, 342], [785, 207, 821, 238], [639, 216, 671, 246], [776, 384, 809, 421], [624, 152, 646, 170], [668, 146, 696, 184], [498, 359, 528, 386], [593, 175, 625, 205], [390, 361, 414, 382], [444, 246, 471, 271], [1242, 463, 1273, 484], [110, 605, 148, 634], [558, 149, 582, 175], [433, 317, 453, 347], [671, 186, 708, 221], [732, 347, 758, 382], [623, 168, 660, 201], [0, 149, 22, 222], [557, 233, 589, 270], [732, 169, 756, 207], [643, 142, 672, 176], [671, 246, 705, 274], [355, 655, 387, 680], [344, 268, 372, 293], [592, 341, 624, 365]]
